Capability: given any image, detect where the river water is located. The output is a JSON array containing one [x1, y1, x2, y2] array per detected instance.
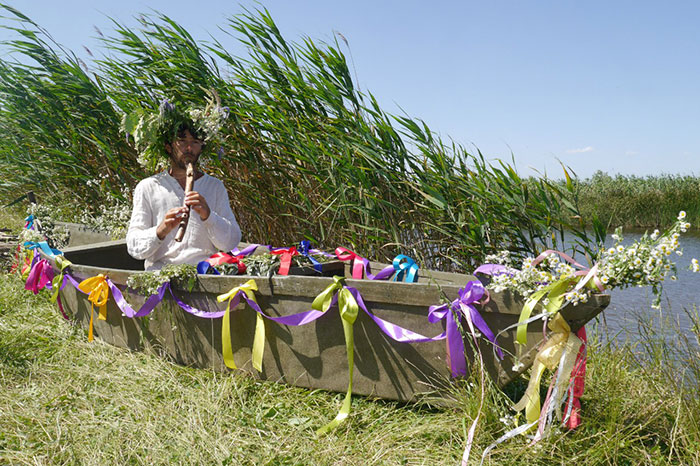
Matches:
[[586, 229, 700, 343]]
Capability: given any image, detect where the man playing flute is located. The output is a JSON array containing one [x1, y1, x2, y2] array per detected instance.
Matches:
[[125, 97, 241, 271]]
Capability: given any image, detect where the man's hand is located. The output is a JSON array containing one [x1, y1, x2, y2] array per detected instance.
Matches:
[[156, 206, 188, 240], [184, 191, 211, 221]]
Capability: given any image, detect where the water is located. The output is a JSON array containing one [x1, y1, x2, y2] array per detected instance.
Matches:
[[589, 229, 700, 342]]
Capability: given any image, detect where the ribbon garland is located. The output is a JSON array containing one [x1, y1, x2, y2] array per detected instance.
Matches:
[[428, 281, 503, 377], [78, 274, 111, 342]]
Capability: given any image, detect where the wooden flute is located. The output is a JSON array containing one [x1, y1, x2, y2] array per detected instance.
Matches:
[[174, 162, 195, 242]]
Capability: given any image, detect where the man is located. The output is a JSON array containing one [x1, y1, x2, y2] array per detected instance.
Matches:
[[126, 118, 241, 271]]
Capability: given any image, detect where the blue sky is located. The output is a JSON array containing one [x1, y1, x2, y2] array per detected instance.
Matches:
[[3, 1, 699, 178]]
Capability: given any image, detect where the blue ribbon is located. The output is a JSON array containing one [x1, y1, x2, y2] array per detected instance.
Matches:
[[24, 214, 34, 229], [392, 254, 419, 283], [299, 240, 323, 273], [23, 241, 61, 257], [196, 260, 220, 275]]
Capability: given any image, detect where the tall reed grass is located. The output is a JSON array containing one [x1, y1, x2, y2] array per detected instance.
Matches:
[[569, 171, 700, 230], [0, 4, 602, 270]]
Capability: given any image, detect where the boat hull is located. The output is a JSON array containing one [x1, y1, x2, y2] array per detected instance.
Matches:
[[52, 241, 610, 403]]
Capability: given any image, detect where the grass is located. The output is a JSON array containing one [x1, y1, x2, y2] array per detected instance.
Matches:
[[1, 264, 699, 464]]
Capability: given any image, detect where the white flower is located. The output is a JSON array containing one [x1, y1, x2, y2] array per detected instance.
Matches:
[[612, 233, 621, 242], [678, 211, 687, 220], [676, 250, 683, 256], [607, 247, 616, 255], [617, 245, 625, 253], [691, 258, 699, 273], [512, 362, 525, 372]]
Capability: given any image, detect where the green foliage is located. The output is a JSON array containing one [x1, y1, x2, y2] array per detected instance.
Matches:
[[126, 263, 197, 295], [0, 4, 601, 271]]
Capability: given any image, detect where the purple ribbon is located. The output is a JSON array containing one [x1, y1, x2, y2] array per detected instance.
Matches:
[[230, 243, 270, 257], [428, 281, 503, 377], [473, 264, 511, 276]]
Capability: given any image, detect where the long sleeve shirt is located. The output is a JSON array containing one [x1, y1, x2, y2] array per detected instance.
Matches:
[[126, 171, 241, 271]]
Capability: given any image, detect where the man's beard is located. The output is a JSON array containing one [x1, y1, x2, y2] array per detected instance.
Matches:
[[174, 152, 198, 169]]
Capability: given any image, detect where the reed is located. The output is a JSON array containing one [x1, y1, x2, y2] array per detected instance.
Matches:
[[0, 5, 601, 270], [569, 171, 700, 230]]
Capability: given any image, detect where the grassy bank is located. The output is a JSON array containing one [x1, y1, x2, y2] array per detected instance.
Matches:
[[1, 270, 699, 465]]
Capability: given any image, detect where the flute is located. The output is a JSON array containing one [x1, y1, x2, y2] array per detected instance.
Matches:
[[174, 162, 195, 242]]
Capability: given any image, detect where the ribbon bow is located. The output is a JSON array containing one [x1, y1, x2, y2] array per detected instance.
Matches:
[[270, 246, 299, 276], [299, 240, 323, 273], [392, 254, 419, 283], [334, 247, 366, 279], [217, 280, 262, 370], [312, 276, 360, 435], [50, 256, 73, 302], [24, 214, 34, 229], [428, 281, 503, 377], [25, 258, 54, 294], [78, 274, 111, 342]]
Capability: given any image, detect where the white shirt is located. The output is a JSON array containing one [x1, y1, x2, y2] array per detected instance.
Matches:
[[126, 171, 241, 271]]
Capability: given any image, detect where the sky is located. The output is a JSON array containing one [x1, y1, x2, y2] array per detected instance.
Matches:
[[2, 0, 699, 179]]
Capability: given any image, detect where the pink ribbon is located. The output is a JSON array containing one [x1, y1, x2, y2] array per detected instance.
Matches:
[[25, 258, 54, 294]]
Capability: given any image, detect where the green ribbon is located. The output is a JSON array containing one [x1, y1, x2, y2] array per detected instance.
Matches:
[[314, 276, 359, 435], [516, 277, 575, 345], [50, 256, 72, 302]]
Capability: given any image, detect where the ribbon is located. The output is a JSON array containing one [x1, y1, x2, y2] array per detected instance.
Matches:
[[512, 313, 582, 424], [50, 256, 73, 302], [78, 274, 111, 342], [230, 243, 269, 257], [428, 281, 503, 377], [315, 276, 359, 435], [563, 326, 587, 430], [392, 254, 419, 283], [206, 252, 247, 274], [270, 246, 299, 276], [216, 280, 263, 370], [197, 261, 220, 275], [24, 214, 34, 229], [517, 277, 575, 346], [299, 240, 323, 273], [25, 258, 54, 294], [23, 241, 62, 257], [334, 247, 395, 280]]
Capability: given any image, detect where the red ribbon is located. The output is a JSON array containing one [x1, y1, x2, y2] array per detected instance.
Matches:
[[564, 326, 587, 430], [270, 246, 299, 276], [334, 247, 366, 279], [206, 252, 247, 274]]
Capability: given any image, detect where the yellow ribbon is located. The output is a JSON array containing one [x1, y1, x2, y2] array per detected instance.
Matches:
[[513, 313, 582, 423], [51, 256, 72, 302], [517, 277, 574, 345], [315, 277, 359, 435], [78, 274, 110, 342], [217, 280, 261, 371]]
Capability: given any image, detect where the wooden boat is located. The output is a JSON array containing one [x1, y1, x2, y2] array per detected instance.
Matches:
[[46, 238, 610, 404]]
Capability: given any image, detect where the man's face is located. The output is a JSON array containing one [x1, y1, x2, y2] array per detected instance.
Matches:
[[166, 129, 204, 169]]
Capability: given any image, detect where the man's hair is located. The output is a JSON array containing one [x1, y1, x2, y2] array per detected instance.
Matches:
[[174, 122, 205, 142]]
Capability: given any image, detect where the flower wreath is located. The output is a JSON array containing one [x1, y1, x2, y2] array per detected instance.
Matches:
[[121, 90, 229, 172]]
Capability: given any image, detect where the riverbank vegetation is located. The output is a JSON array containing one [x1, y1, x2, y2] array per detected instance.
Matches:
[[571, 171, 700, 230]]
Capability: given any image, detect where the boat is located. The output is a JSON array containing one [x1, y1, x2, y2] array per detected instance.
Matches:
[[44, 235, 610, 404]]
